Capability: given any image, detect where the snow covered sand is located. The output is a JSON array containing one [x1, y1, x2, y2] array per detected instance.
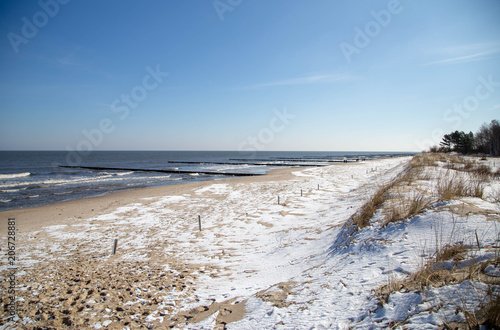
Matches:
[[1, 155, 499, 329]]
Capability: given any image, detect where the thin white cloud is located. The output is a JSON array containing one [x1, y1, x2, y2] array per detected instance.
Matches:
[[237, 73, 360, 90], [56, 57, 84, 66], [424, 50, 498, 66], [423, 42, 500, 66], [53, 45, 89, 67]]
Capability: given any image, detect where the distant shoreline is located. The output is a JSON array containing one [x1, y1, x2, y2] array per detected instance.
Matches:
[[0, 156, 413, 236], [0, 151, 416, 213]]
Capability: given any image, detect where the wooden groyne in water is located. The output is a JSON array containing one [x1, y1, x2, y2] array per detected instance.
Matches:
[[228, 158, 363, 163], [59, 165, 263, 177], [166, 161, 330, 167]]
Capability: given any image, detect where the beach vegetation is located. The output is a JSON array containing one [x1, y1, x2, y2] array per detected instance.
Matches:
[[354, 182, 393, 228], [429, 119, 500, 156], [370, 152, 500, 328], [383, 191, 430, 227], [436, 172, 486, 201], [375, 223, 500, 328], [408, 152, 441, 168], [440, 130, 475, 154], [356, 152, 495, 230]]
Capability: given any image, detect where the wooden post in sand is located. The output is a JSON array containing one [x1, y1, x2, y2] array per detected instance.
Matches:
[[475, 230, 480, 250], [111, 239, 118, 255], [301, 189, 303, 197], [317, 184, 320, 190], [198, 215, 202, 231], [278, 196, 280, 205]]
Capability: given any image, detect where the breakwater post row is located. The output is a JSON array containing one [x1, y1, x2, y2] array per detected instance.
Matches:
[[59, 165, 263, 177]]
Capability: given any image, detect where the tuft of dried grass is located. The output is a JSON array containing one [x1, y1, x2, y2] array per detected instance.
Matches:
[[417, 169, 432, 181], [446, 279, 500, 329], [468, 179, 485, 199], [354, 183, 393, 229], [410, 244, 476, 290], [444, 158, 476, 172], [435, 243, 466, 262], [447, 154, 466, 165], [463, 159, 476, 171], [408, 153, 441, 168], [383, 192, 430, 227], [466, 164, 498, 187], [437, 172, 485, 201], [437, 173, 467, 201], [406, 165, 431, 183], [441, 157, 496, 181], [481, 293, 500, 328], [407, 192, 430, 218], [469, 164, 491, 176], [385, 205, 405, 226]]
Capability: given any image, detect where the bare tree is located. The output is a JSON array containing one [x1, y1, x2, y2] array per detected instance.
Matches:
[[491, 120, 500, 156], [474, 120, 500, 156], [474, 123, 491, 154]]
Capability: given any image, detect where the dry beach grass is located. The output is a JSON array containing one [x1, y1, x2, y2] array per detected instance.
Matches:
[[366, 153, 500, 328]]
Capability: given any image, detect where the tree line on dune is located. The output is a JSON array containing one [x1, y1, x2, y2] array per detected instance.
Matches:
[[429, 119, 500, 156]]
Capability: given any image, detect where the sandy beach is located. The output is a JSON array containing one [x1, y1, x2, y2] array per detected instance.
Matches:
[[1, 155, 499, 329], [0, 166, 302, 237], [0, 159, 384, 328], [0, 163, 360, 328]]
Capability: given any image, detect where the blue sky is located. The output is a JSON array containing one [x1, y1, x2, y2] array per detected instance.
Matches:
[[0, 0, 499, 152]]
